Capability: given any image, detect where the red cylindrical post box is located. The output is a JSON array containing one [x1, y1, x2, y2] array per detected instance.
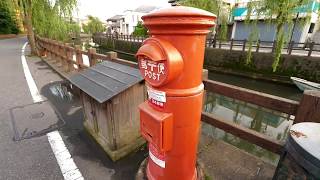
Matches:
[[136, 5, 216, 180]]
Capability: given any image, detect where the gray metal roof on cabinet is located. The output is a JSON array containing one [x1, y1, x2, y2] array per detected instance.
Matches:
[[70, 61, 143, 103]]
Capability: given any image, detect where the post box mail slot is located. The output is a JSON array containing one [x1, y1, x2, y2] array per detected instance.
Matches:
[[136, 38, 183, 87], [139, 101, 173, 152]]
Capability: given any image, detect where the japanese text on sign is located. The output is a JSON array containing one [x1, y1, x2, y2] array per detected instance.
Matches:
[[140, 59, 165, 82]]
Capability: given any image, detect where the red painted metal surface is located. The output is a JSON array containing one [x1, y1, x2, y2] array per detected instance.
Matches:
[[136, 5, 216, 180]]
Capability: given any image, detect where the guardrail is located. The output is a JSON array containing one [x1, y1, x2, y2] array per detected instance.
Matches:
[[206, 38, 320, 57], [95, 33, 320, 57], [96, 33, 147, 42], [35, 35, 320, 156]]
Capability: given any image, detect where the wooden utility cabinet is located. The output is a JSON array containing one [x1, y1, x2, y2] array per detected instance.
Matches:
[[70, 61, 145, 161]]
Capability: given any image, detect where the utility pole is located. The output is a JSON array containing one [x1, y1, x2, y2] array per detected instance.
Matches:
[[288, 0, 303, 51], [288, 12, 299, 51]]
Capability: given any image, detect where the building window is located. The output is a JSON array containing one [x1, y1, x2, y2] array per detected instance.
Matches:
[[308, 23, 315, 33]]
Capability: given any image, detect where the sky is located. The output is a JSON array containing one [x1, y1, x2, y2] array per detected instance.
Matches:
[[77, 0, 171, 21]]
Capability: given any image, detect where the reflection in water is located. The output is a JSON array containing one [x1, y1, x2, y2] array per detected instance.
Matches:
[[208, 72, 302, 101], [203, 92, 293, 165], [49, 82, 74, 102]]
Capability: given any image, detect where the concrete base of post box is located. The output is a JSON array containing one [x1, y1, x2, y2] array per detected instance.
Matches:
[[135, 158, 205, 180], [84, 121, 146, 161]]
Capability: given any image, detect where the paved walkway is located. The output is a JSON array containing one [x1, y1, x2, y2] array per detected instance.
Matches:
[[0, 37, 146, 180]]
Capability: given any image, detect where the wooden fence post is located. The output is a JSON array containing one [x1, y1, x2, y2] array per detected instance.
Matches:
[[230, 38, 234, 51], [294, 90, 320, 124], [60, 43, 66, 67], [308, 42, 314, 57], [53, 41, 57, 61], [256, 39, 260, 53], [65, 43, 74, 72], [242, 39, 247, 52], [60, 43, 67, 69], [106, 51, 118, 60], [41, 39, 48, 57], [48, 40, 54, 60], [88, 48, 97, 66], [54, 41, 60, 64], [75, 45, 83, 71], [45, 40, 50, 58], [47, 39, 54, 60], [59, 43, 68, 71]]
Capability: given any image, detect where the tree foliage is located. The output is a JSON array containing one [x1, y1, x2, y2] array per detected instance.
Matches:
[[132, 21, 148, 37], [82, 15, 106, 34], [31, 0, 79, 40], [13, 0, 78, 54], [246, 0, 314, 72], [180, 0, 219, 13], [0, 0, 19, 34], [180, 0, 230, 40]]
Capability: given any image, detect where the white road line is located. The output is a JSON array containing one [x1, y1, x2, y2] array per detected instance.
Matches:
[[21, 42, 84, 180], [21, 43, 43, 102]]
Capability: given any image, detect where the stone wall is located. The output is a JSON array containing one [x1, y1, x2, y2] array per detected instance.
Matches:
[[93, 35, 320, 83], [205, 48, 320, 82], [93, 35, 141, 54]]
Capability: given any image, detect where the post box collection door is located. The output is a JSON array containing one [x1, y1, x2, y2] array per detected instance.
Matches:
[[136, 5, 216, 180]]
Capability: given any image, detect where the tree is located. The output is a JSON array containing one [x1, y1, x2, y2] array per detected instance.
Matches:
[[0, 0, 19, 34], [132, 21, 148, 37], [82, 15, 106, 34], [246, 0, 314, 72], [180, 0, 230, 40], [14, 0, 78, 55]]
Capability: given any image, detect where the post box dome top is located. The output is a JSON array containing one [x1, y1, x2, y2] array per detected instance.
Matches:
[[142, 6, 216, 35]]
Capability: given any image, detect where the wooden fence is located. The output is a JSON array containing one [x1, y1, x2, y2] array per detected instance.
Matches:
[[35, 35, 138, 72], [35, 35, 320, 156], [96, 33, 320, 57]]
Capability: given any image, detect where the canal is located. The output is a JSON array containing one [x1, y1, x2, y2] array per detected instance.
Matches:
[[203, 72, 302, 165], [88, 45, 303, 165]]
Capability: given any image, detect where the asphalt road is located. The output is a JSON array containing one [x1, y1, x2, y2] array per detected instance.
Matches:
[[0, 37, 146, 180]]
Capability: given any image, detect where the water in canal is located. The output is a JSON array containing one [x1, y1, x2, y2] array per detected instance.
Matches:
[[203, 72, 302, 165], [90, 45, 303, 165]]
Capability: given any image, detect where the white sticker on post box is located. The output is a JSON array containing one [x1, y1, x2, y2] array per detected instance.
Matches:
[[147, 87, 166, 108], [149, 143, 165, 168]]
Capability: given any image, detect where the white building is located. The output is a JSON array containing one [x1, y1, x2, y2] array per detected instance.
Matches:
[[106, 5, 159, 35]]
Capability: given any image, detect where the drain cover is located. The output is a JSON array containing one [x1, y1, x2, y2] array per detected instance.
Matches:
[[10, 100, 64, 141]]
